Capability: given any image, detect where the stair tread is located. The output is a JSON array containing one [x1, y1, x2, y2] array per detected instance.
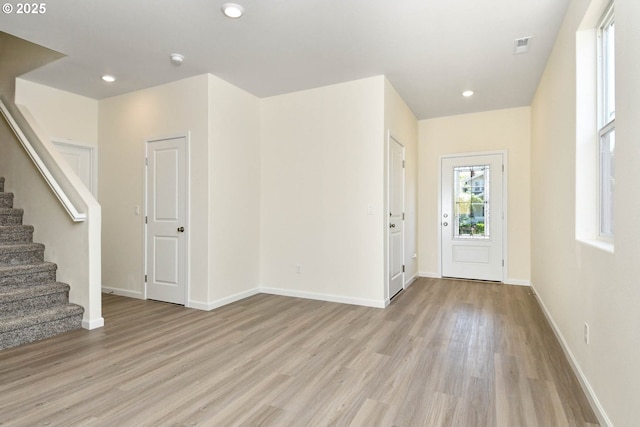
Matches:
[[0, 304, 84, 333], [0, 208, 23, 214], [0, 243, 44, 250], [0, 243, 45, 266], [0, 282, 69, 300], [0, 225, 34, 244], [0, 193, 13, 208], [0, 177, 84, 349], [0, 262, 56, 275], [0, 225, 34, 231]]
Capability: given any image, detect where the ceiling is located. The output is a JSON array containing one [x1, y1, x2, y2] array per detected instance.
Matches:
[[0, 0, 570, 119]]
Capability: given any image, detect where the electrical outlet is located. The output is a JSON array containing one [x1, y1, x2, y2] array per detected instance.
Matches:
[[584, 322, 590, 344], [296, 264, 302, 274]]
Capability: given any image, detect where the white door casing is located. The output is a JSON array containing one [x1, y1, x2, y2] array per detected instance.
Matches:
[[52, 139, 98, 197], [388, 135, 405, 299], [441, 153, 504, 282], [145, 135, 188, 305]]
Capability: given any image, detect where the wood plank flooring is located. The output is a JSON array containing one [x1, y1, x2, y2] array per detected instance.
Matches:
[[0, 278, 599, 426]]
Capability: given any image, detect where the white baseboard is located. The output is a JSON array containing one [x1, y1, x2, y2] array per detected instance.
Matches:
[[82, 316, 104, 330], [419, 271, 440, 278], [504, 278, 531, 286], [530, 283, 612, 427], [405, 273, 419, 288], [189, 288, 260, 311], [260, 286, 386, 308], [104, 285, 385, 311], [102, 287, 144, 299], [416, 273, 530, 287]]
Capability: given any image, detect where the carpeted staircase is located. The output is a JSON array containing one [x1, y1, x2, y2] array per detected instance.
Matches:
[[0, 176, 84, 350]]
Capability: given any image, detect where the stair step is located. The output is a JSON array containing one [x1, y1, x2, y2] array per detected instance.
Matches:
[[0, 178, 85, 350], [0, 262, 57, 287], [0, 208, 23, 226], [0, 225, 34, 245], [0, 282, 70, 316], [0, 304, 84, 350], [0, 192, 13, 208], [0, 243, 45, 266]]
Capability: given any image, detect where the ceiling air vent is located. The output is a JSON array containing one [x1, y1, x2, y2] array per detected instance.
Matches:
[[514, 36, 532, 54]]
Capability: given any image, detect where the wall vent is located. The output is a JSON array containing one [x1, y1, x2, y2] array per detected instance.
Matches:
[[514, 36, 532, 54]]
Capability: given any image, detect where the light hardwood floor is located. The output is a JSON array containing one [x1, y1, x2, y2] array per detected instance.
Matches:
[[0, 278, 599, 427]]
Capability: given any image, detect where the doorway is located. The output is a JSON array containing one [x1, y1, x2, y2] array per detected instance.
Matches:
[[440, 152, 504, 281], [388, 134, 405, 299], [145, 134, 189, 305]]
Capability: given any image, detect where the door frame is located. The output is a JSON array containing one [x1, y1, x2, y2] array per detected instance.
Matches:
[[438, 150, 508, 281], [143, 132, 191, 306], [386, 131, 406, 302], [52, 138, 98, 198]]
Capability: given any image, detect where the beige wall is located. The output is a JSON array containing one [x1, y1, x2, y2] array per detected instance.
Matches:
[[418, 107, 531, 284], [531, 0, 640, 425], [98, 74, 261, 309], [260, 76, 388, 305], [384, 78, 419, 293], [0, 110, 101, 327], [6, 78, 102, 329], [29, 72, 416, 311], [207, 75, 261, 305], [99, 75, 211, 303], [15, 79, 98, 144]]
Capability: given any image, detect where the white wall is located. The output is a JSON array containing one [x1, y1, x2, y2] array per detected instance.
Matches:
[[260, 76, 387, 306], [207, 75, 261, 306], [15, 79, 98, 145], [95, 73, 419, 310], [99, 74, 262, 309], [418, 107, 531, 284], [99, 75, 210, 302], [384, 78, 419, 295], [4, 73, 101, 329], [531, 0, 640, 425], [0, 111, 101, 328]]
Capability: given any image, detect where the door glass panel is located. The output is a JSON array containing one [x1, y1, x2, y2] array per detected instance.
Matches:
[[453, 165, 490, 239]]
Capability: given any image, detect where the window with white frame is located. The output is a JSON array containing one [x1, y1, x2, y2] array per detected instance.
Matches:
[[598, 3, 615, 237]]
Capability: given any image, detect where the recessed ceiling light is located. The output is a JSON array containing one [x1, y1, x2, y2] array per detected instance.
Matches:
[[462, 90, 474, 97], [514, 36, 532, 54], [102, 74, 116, 83], [222, 3, 244, 18], [170, 53, 184, 65]]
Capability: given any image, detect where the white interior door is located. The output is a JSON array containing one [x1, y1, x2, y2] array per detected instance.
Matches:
[[441, 153, 504, 281], [146, 136, 188, 305], [53, 141, 97, 197], [388, 136, 405, 299]]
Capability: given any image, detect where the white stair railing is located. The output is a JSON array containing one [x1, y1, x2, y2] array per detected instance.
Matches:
[[0, 93, 103, 330], [0, 96, 87, 221]]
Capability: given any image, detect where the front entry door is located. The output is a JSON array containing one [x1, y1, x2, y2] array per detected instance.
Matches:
[[146, 135, 188, 305], [388, 136, 405, 298], [441, 153, 504, 281]]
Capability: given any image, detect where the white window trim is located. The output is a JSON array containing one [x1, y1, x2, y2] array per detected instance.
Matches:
[[596, 2, 615, 240]]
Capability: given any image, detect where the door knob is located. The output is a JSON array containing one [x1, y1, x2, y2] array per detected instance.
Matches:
[[443, 222, 448, 226], [390, 223, 396, 228], [177, 226, 185, 233]]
